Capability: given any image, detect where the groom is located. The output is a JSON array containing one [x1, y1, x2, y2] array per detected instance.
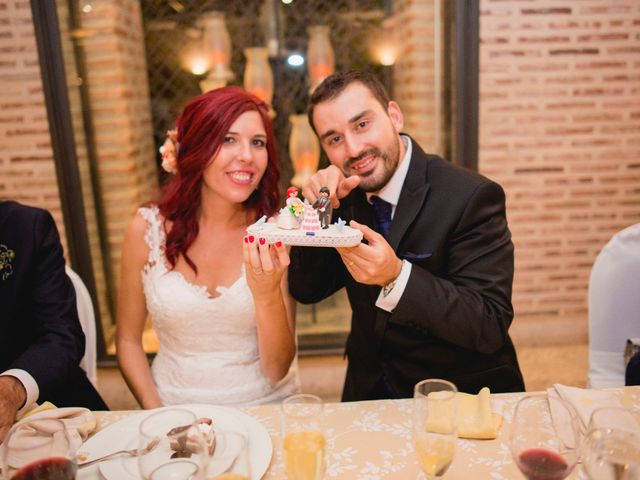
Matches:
[[0, 200, 107, 440], [288, 71, 524, 400]]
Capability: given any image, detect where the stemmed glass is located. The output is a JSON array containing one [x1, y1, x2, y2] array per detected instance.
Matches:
[[208, 430, 252, 480], [137, 408, 210, 480], [581, 407, 640, 480], [509, 393, 580, 480], [280, 393, 326, 480], [1, 418, 77, 480], [413, 379, 458, 479]]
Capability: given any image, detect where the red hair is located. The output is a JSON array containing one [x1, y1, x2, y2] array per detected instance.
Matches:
[[286, 186, 299, 197], [157, 86, 280, 272]]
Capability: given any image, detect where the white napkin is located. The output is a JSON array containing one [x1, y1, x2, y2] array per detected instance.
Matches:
[[14, 406, 97, 451], [550, 384, 623, 431]]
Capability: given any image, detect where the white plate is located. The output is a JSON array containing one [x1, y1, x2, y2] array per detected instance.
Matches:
[[78, 404, 271, 480]]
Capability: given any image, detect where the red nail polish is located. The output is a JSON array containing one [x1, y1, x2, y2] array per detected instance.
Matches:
[[259, 237, 266, 245], [276, 241, 283, 248], [244, 236, 248, 243], [249, 236, 254, 243]]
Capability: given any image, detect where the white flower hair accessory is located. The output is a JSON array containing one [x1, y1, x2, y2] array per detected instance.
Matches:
[[159, 129, 179, 174]]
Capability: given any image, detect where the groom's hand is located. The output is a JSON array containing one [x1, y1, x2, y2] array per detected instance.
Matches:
[[337, 220, 402, 287], [302, 165, 361, 208]]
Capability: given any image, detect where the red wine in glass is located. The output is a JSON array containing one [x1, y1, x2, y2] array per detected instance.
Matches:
[[517, 448, 569, 480], [10, 457, 77, 480]]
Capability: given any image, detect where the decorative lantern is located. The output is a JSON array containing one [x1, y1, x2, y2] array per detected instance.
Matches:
[[369, 17, 399, 66], [307, 25, 335, 93], [289, 114, 320, 187], [199, 11, 233, 92], [180, 36, 210, 76], [243, 47, 274, 106], [260, 0, 285, 58]]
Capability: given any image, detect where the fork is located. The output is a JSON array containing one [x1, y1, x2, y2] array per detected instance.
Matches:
[[77, 437, 160, 468]]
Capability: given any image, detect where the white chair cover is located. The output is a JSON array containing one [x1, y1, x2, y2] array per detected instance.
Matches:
[[588, 223, 640, 387], [65, 266, 98, 387]]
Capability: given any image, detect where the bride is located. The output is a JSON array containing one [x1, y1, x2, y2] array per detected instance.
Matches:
[[116, 87, 300, 408]]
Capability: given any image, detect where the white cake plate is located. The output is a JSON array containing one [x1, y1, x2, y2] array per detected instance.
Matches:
[[246, 222, 363, 247]]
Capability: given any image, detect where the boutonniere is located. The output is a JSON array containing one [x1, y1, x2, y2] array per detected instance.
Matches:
[[0, 244, 15, 280]]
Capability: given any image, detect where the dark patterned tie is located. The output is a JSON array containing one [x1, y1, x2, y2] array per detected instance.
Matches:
[[370, 195, 393, 238]]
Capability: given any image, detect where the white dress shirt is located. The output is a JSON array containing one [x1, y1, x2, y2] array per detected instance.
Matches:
[[366, 135, 413, 312]]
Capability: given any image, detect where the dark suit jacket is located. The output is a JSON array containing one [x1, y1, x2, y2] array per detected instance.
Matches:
[[289, 139, 524, 400], [0, 201, 107, 410]]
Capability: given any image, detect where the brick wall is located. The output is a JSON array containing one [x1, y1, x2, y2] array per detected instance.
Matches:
[[479, 0, 640, 344], [392, 0, 443, 155], [0, 0, 65, 247], [56, 0, 113, 336], [0, 1, 158, 344], [78, 0, 158, 299]]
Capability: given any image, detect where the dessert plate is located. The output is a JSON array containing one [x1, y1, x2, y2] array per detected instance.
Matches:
[[78, 404, 271, 480], [247, 222, 363, 247]]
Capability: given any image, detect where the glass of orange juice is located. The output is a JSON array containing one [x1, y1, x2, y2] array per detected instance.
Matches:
[[413, 379, 458, 479], [281, 393, 326, 480]]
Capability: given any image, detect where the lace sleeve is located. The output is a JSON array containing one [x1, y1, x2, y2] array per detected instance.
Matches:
[[138, 205, 165, 266]]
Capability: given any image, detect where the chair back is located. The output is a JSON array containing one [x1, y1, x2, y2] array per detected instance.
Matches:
[[588, 223, 640, 387], [65, 266, 98, 387]]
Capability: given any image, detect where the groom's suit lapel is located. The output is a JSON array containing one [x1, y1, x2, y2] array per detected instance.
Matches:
[[387, 142, 431, 252]]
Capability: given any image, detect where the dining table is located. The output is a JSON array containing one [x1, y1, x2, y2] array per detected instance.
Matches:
[[77, 386, 640, 480]]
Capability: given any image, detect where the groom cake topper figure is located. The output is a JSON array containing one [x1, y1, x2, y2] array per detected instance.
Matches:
[[312, 187, 331, 229]]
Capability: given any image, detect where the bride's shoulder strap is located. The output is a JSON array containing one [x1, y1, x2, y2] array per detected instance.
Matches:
[[137, 205, 164, 265]]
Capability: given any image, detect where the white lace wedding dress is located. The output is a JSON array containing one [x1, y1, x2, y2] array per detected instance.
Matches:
[[139, 206, 300, 406]]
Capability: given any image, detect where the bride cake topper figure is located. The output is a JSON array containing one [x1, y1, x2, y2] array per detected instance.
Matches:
[[277, 186, 304, 230], [286, 186, 304, 220]]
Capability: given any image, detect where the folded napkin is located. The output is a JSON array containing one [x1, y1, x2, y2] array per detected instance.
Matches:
[[15, 401, 57, 421], [550, 384, 624, 432], [457, 387, 502, 439], [13, 404, 97, 451]]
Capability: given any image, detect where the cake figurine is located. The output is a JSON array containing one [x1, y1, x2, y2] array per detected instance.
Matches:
[[312, 186, 332, 229], [286, 186, 304, 220], [301, 202, 322, 233], [277, 206, 299, 229], [277, 186, 304, 229], [246, 186, 363, 247]]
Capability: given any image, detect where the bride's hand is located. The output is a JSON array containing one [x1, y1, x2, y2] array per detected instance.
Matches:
[[242, 235, 289, 297]]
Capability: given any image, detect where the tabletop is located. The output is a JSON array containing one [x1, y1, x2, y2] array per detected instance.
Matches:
[[79, 386, 640, 480]]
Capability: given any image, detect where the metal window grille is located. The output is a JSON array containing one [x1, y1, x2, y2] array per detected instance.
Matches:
[[141, 0, 391, 188]]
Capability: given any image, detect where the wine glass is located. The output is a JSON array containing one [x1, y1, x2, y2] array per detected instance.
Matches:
[[413, 379, 458, 479], [1, 418, 77, 480], [208, 430, 252, 480], [509, 393, 580, 480], [581, 407, 640, 480], [137, 408, 210, 480], [280, 393, 326, 480]]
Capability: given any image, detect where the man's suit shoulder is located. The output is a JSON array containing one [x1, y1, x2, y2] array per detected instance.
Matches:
[[417, 151, 506, 208], [0, 201, 56, 234], [423, 152, 497, 189]]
